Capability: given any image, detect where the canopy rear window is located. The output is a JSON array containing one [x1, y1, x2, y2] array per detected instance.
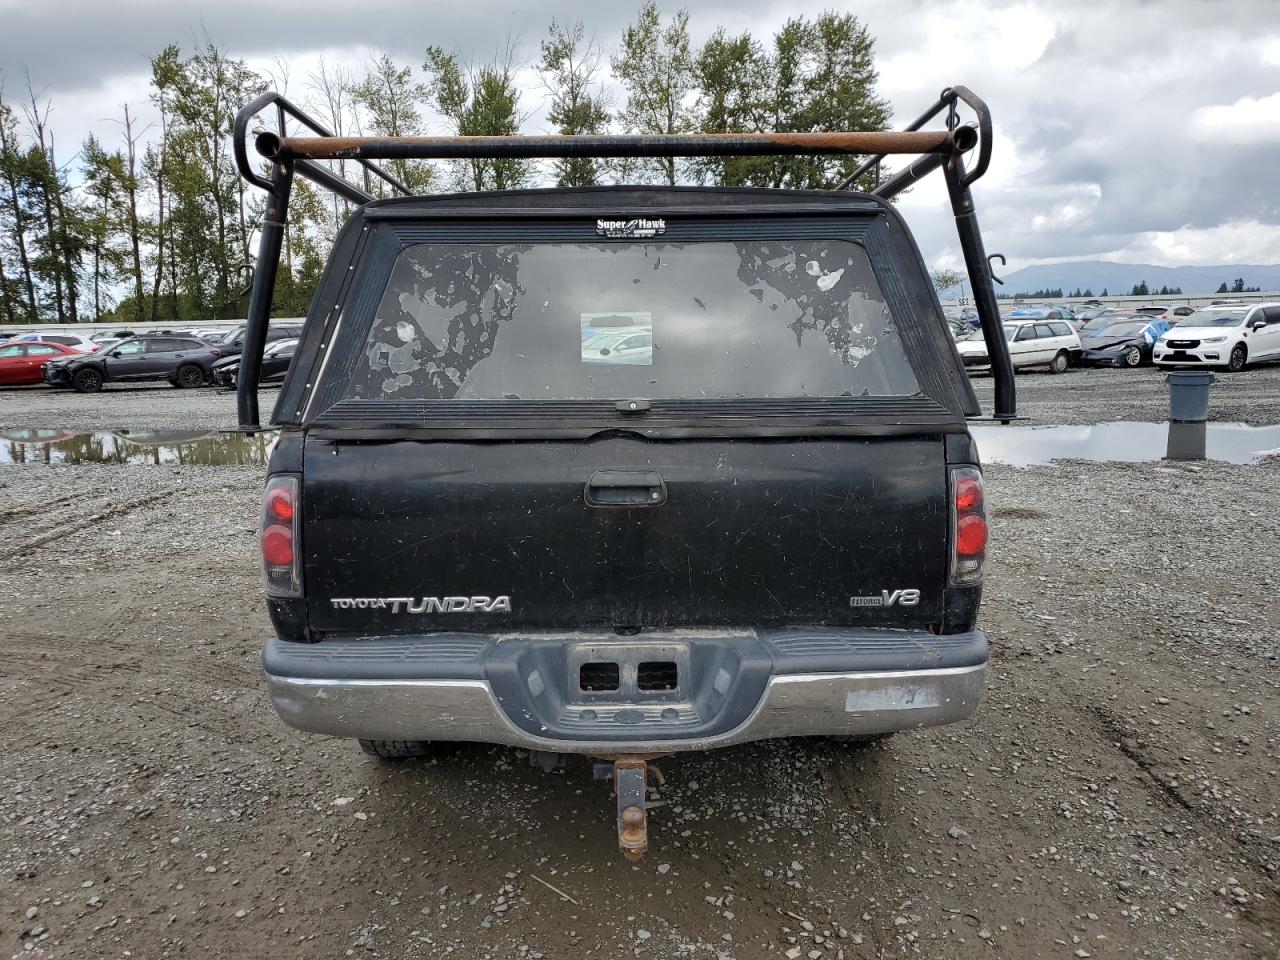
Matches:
[[327, 240, 920, 404]]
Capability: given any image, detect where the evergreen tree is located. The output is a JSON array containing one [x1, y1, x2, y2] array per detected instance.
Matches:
[[80, 134, 128, 319], [0, 90, 39, 321]]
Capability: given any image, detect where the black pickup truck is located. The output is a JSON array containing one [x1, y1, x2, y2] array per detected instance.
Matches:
[[235, 87, 1016, 859]]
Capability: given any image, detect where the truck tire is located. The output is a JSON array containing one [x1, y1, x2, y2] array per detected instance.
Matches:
[[175, 364, 206, 388], [828, 733, 894, 748], [72, 368, 104, 393], [358, 739, 437, 759], [1049, 350, 1069, 374]]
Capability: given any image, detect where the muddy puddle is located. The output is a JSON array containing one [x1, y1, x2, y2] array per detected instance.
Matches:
[[970, 420, 1280, 467], [0, 429, 274, 466]]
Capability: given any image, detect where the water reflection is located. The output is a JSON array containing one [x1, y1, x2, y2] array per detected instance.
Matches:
[[0, 429, 274, 466], [970, 421, 1280, 467], [5, 422, 1275, 469]]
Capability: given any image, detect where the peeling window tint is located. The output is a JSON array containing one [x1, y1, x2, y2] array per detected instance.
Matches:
[[338, 240, 919, 402]]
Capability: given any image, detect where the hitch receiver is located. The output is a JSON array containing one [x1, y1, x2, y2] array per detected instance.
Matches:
[[605, 756, 669, 861], [614, 758, 649, 861]]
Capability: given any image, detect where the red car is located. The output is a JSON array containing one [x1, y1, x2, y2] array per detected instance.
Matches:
[[0, 340, 84, 385]]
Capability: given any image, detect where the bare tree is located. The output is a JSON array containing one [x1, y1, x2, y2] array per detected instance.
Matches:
[[307, 56, 357, 231], [22, 77, 75, 320], [108, 103, 151, 322]]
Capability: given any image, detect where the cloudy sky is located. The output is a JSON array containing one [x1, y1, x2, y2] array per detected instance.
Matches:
[[2, 0, 1278, 272]]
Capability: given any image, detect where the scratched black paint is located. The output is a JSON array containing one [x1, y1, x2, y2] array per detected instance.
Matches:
[[273, 187, 983, 645]]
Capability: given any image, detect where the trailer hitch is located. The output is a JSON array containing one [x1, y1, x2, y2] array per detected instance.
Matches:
[[592, 755, 666, 861]]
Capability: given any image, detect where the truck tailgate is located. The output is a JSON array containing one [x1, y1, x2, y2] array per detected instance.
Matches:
[[302, 435, 949, 634]]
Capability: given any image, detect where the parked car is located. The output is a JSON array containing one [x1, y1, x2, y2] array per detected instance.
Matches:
[[215, 322, 304, 357], [211, 338, 298, 388], [0, 340, 85, 386], [1077, 311, 1127, 335], [195, 328, 235, 344], [43, 335, 226, 392], [1073, 303, 1110, 322], [1165, 306, 1195, 322], [90, 329, 137, 346], [943, 306, 980, 328], [1077, 316, 1171, 367], [1007, 304, 1080, 328], [14, 332, 101, 352], [957, 318, 1080, 373], [1153, 303, 1280, 372]]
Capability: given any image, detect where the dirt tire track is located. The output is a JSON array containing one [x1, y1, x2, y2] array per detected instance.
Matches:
[[0, 490, 175, 560]]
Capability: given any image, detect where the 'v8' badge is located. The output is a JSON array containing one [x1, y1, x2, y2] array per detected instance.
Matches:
[[849, 589, 921, 608]]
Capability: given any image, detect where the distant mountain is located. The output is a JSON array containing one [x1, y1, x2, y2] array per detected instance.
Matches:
[[996, 261, 1280, 297]]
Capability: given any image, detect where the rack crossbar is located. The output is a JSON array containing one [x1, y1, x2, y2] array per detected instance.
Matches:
[[254, 128, 976, 163]]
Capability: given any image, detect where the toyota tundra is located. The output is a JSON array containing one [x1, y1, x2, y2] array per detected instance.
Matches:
[[233, 85, 1017, 858]]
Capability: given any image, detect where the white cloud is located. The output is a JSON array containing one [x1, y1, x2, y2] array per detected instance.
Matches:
[[2, 0, 1278, 272], [1107, 220, 1280, 266], [1190, 91, 1280, 144]]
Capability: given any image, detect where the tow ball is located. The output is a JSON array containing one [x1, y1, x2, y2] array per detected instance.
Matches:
[[591, 755, 666, 861]]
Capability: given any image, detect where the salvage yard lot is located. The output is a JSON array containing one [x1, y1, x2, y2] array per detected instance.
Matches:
[[1, 367, 1277, 959]]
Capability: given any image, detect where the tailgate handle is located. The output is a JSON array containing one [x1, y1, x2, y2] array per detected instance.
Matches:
[[585, 471, 667, 507]]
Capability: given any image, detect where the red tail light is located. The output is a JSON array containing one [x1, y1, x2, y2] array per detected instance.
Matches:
[[262, 525, 294, 565], [950, 467, 987, 584], [954, 476, 983, 513], [261, 475, 301, 596], [265, 486, 295, 522]]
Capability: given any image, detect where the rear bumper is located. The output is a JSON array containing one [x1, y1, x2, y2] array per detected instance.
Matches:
[[264, 629, 987, 753]]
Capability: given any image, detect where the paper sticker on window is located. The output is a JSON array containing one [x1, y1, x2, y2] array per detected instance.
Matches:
[[580, 312, 653, 366]]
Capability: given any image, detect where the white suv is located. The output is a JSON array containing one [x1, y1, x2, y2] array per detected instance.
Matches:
[[1153, 303, 1280, 372], [956, 319, 1081, 374]]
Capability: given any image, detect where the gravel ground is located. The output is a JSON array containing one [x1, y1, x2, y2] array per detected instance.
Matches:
[[968, 363, 1280, 426], [1, 374, 1277, 959], [0, 383, 281, 435]]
